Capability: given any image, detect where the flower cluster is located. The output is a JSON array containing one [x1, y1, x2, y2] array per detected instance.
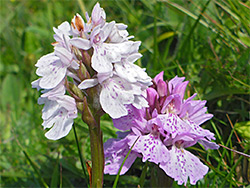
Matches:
[[104, 72, 219, 185], [70, 3, 151, 118], [32, 3, 151, 139]]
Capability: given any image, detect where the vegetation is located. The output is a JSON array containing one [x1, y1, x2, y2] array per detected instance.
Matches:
[[1, 0, 249, 187]]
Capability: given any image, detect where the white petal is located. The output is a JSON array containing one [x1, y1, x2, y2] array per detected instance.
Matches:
[[56, 95, 77, 116], [54, 21, 71, 37], [31, 79, 41, 91], [38, 63, 67, 89], [41, 99, 60, 120], [45, 112, 74, 140], [54, 46, 73, 66], [133, 95, 148, 109], [126, 53, 142, 63], [35, 53, 59, 67], [100, 79, 135, 118], [70, 38, 91, 50], [114, 61, 151, 85], [100, 86, 128, 118], [41, 81, 65, 98], [91, 45, 113, 73], [78, 78, 99, 89], [58, 21, 71, 32], [99, 21, 115, 42]]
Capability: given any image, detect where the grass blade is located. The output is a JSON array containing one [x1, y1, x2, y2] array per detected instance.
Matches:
[[73, 124, 89, 187], [50, 153, 60, 187], [139, 161, 148, 188], [112, 136, 139, 188], [16, 139, 49, 188]]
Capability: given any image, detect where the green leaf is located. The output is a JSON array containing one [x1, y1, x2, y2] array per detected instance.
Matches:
[[204, 87, 248, 100], [234, 121, 250, 140], [238, 31, 250, 47], [50, 154, 60, 188], [1, 74, 21, 111], [21, 147, 49, 188]]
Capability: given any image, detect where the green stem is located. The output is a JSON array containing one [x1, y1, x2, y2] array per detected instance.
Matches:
[[88, 115, 104, 188], [72, 124, 89, 187]]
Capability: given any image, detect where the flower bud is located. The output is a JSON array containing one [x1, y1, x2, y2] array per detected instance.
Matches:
[[153, 71, 164, 84], [157, 80, 167, 97], [173, 81, 189, 100], [146, 88, 159, 107], [76, 102, 84, 112], [79, 62, 90, 80], [69, 82, 84, 100], [72, 46, 82, 61]]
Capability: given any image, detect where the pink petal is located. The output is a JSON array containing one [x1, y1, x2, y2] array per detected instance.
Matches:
[[104, 138, 138, 175], [128, 134, 170, 164], [160, 146, 209, 185], [113, 105, 146, 131]]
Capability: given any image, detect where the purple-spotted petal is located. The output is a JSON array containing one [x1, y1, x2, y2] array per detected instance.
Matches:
[[91, 45, 114, 73], [114, 61, 151, 85], [35, 53, 67, 89], [128, 134, 170, 164], [104, 137, 139, 175], [151, 114, 190, 138], [35, 53, 59, 68], [100, 78, 135, 118], [160, 146, 209, 185], [113, 105, 146, 131]]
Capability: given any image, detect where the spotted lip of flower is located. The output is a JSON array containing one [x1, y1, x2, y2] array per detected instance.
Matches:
[[104, 72, 219, 185]]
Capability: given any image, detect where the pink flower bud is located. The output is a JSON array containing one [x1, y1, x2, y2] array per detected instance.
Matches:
[[146, 88, 159, 107], [153, 71, 164, 84], [157, 80, 168, 97]]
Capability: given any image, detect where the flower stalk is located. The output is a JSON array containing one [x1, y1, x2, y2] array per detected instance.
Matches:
[[82, 97, 104, 188], [88, 116, 104, 188]]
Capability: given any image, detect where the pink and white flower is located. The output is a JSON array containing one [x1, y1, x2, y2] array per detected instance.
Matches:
[[69, 3, 152, 118], [104, 72, 219, 185], [32, 2, 152, 139]]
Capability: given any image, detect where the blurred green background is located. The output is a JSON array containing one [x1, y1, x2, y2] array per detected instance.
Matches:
[[0, 0, 249, 187]]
